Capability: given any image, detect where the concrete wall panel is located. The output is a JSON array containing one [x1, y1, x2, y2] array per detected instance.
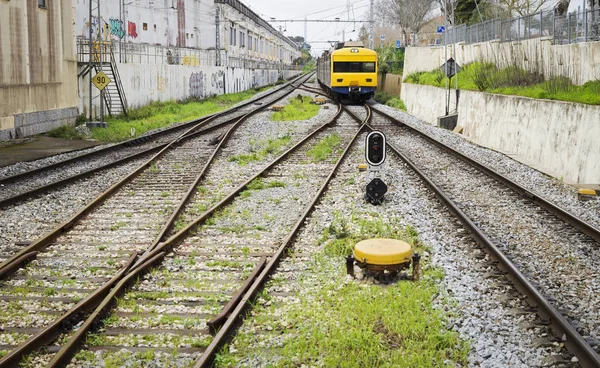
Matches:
[[401, 82, 600, 184], [0, 0, 79, 141], [405, 39, 600, 85], [79, 63, 301, 116]]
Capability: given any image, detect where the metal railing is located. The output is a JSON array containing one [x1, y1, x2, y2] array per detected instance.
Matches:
[[439, 7, 600, 46], [76, 38, 298, 70]]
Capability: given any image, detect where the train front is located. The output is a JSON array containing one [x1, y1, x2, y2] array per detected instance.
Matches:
[[330, 46, 377, 102]]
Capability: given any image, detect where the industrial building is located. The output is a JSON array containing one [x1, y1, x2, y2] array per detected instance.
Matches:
[[0, 0, 302, 140]]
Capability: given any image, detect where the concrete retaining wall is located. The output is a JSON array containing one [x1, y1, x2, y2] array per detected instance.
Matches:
[[79, 64, 301, 116], [404, 38, 600, 85], [401, 82, 600, 184]]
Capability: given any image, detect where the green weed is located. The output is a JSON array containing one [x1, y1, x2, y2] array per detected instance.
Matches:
[[307, 133, 342, 162], [271, 95, 320, 121], [405, 61, 600, 105]]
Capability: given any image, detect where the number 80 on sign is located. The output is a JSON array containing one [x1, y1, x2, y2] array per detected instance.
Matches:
[[92, 71, 111, 91]]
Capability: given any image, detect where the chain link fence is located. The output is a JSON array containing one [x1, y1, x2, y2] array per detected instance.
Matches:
[[440, 8, 600, 46]]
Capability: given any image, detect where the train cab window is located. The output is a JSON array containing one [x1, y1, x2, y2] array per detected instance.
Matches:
[[333, 62, 376, 73]]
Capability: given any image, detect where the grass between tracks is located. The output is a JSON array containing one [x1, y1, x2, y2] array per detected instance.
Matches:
[[48, 87, 270, 143], [214, 212, 469, 367], [271, 95, 320, 121]]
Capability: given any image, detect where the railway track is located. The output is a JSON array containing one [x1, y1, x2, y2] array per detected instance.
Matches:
[[0, 74, 313, 263], [0, 74, 318, 366], [0, 74, 306, 208], [356, 104, 600, 367], [19, 101, 367, 367]]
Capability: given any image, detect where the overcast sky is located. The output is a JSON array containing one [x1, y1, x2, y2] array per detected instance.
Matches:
[[244, 0, 373, 56], [244, 0, 589, 56]]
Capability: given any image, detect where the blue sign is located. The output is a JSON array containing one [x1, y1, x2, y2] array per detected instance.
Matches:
[[380, 34, 385, 40], [396, 40, 401, 48], [437, 26, 446, 33]]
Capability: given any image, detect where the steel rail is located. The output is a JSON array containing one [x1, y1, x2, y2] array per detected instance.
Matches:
[[368, 105, 600, 244], [195, 108, 370, 367], [46, 252, 167, 368], [139, 72, 317, 261], [342, 107, 600, 367], [0, 252, 138, 367], [0, 95, 292, 209], [49, 102, 345, 368], [0, 74, 313, 208], [0, 73, 308, 186], [3, 73, 315, 367], [0, 73, 313, 278]]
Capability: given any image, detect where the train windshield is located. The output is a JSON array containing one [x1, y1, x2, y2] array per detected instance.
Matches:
[[333, 62, 376, 73]]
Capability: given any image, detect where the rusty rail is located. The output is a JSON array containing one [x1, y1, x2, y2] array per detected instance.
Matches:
[[353, 105, 600, 367], [50, 96, 343, 368], [194, 106, 371, 367]]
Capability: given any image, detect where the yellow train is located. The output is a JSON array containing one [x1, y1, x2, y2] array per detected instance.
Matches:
[[317, 42, 378, 103]]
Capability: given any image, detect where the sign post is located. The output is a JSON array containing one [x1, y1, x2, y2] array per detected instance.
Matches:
[[365, 131, 387, 205], [92, 71, 111, 91]]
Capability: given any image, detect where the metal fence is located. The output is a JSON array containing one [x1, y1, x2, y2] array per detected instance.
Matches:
[[77, 38, 298, 71], [441, 7, 600, 46]]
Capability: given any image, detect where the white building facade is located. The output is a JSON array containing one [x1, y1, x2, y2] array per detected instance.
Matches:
[[74, 0, 301, 68]]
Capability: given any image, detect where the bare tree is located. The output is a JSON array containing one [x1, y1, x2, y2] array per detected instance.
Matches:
[[499, 0, 553, 16], [376, 0, 436, 45]]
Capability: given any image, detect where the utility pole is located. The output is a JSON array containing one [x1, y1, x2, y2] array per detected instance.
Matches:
[[304, 16, 307, 47], [89, 0, 94, 121], [215, 6, 221, 66], [98, 0, 104, 125], [369, 0, 374, 49]]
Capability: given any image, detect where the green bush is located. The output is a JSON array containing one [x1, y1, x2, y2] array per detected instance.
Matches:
[[386, 98, 407, 111], [46, 125, 84, 140], [75, 114, 88, 125], [374, 91, 393, 105]]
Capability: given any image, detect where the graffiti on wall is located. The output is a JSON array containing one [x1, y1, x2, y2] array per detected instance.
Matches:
[[157, 76, 167, 93], [252, 70, 266, 89], [211, 70, 226, 95], [128, 21, 138, 39], [182, 56, 200, 67], [109, 18, 125, 39], [189, 72, 205, 98], [81, 16, 99, 38]]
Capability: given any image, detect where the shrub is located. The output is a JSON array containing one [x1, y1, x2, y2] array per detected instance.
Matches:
[[374, 91, 393, 105], [46, 125, 84, 140], [75, 114, 88, 125], [386, 98, 407, 111]]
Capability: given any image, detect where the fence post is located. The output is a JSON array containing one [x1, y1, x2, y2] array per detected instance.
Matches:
[[540, 11, 543, 37], [553, 12, 556, 44], [567, 12, 571, 43], [584, 7, 588, 42], [518, 17, 521, 40]]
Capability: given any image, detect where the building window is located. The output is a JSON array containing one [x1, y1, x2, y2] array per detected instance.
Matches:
[[240, 31, 245, 47], [248, 35, 252, 50], [143, 23, 148, 31], [38, 0, 46, 8]]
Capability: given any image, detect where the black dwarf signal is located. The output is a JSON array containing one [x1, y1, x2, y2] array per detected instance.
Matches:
[[365, 131, 386, 166], [365, 131, 387, 205]]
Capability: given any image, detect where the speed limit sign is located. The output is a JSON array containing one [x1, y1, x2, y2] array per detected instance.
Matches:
[[92, 71, 111, 91]]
